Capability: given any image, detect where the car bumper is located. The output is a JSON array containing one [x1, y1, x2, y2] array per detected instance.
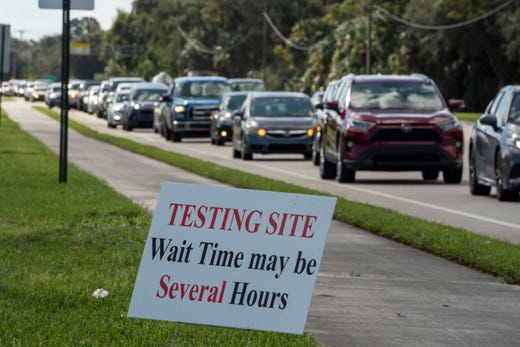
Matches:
[[245, 134, 313, 155], [342, 144, 463, 171]]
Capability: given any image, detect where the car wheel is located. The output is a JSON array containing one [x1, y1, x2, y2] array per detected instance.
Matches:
[[336, 143, 355, 183], [303, 151, 312, 160], [241, 142, 252, 160], [422, 170, 439, 181], [164, 124, 173, 141], [232, 146, 241, 158], [312, 137, 320, 166], [443, 167, 462, 184], [469, 149, 490, 195], [216, 139, 224, 146], [319, 138, 336, 179], [171, 129, 181, 142], [495, 155, 519, 201]]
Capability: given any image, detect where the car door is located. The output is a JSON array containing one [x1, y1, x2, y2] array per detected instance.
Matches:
[[480, 91, 508, 179], [324, 79, 348, 161]]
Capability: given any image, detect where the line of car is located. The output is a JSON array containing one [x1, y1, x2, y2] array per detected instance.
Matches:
[[13, 72, 519, 202]]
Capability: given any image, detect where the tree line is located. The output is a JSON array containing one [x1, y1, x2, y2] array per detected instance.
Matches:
[[9, 0, 520, 111]]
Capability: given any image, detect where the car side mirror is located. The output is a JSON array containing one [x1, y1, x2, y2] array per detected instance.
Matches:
[[448, 99, 465, 111], [325, 100, 339, 111], [479, 114, 497, 128], [161, 94, 172, 103], [232, 111, 243, 122], [315, 103, 324, 110]]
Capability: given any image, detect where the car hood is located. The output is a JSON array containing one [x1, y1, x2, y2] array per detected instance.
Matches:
[[133, 101, 155, 110], [252, 116, 314, 129], [354, 109, 455, 125], [176, 97, 220, 107]]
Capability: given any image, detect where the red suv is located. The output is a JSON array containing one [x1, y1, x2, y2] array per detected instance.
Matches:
[[319, 74, 465, 183]]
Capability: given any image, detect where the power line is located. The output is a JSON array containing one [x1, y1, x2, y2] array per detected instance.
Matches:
[[376, 0, 516, 31], [262, 12, 310, 51]]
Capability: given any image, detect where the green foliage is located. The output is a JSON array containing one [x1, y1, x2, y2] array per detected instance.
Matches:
[[9, 0, 520, 110]]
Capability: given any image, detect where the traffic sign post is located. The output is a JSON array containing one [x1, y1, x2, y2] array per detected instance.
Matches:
[[0, 24, 10, 126], [39, 0, 94, 183]]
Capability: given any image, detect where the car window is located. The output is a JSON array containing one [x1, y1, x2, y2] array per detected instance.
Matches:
[[177, 81, 230, 97], [251, 97, 312, 117], [226, 94, 247, 110], [508, 92, 520, 124], [349, 81, 444, 111], [133, 89, 165, 102], [494, 92, 509, 126]]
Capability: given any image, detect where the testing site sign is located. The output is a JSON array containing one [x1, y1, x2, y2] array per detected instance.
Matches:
[[128, 182, 336, 334]]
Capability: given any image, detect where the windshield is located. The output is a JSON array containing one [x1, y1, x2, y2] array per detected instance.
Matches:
[[224, 94, 247, 110], [230, 81, 265, 92], [177, 81, 231, 98], [115, 93, 129, 102], [349, 81, 445, 111], [509, 93, 520, 125], [132, 89, 165, 102], [251, 97, 313, 117]]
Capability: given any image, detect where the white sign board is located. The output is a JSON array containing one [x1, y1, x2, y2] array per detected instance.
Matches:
[[128, 182, 336, 334], [39, 0, 94, 10]]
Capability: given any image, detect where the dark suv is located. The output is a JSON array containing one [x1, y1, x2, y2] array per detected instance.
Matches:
[[319, 74, 465, 183]]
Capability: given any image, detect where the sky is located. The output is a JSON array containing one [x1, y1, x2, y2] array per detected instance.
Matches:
[[0, 1, 133, 41]]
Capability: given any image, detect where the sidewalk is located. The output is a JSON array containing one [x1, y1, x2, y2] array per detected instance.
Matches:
[[4, 100, 520, 346]]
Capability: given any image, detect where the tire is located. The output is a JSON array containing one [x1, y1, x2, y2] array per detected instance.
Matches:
[[241, 142, 252, 160], [319, 138, 336, 179], [163, 124, 173, 141], [336, 143, 355, 183], [422, 170, 439, 181], [172, 131, 181, 142], [312, 137, 320, 166], [443, 167, 462, 184], [303, 151, 312, 160], [495, 155, 519, 201], [216, 139, 224, 146], [232, 147, 241, 158], [469, 150, 490, 195]]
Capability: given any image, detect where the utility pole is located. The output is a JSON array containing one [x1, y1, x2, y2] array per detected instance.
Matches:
[[262, 0, 267, 83], [59, 0, 71, 183], [366, 3, 372, 74]]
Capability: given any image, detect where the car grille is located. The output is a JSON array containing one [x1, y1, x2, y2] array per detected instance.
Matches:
[[372, 128, 441, 142], [266, 129, 308, 138], [190, 106, 218, 120], [372, 153, 441, 163]]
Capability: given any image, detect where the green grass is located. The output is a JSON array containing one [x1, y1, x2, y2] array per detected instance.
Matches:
[[0, 112, 319, 346], [32, 106, 520, 285], [455, 112, 481, 122]]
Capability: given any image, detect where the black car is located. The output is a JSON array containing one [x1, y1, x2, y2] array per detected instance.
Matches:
[[121, 82, 168, 131], [231, 91, 315, 160], [312, 79, 341, 165], [210, 91, 249, 145], [469, 85, 520, 201]]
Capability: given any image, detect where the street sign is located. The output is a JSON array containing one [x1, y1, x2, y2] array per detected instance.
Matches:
[[129, 182, 337, 334], [38, 0, 94, 183], [39, 0, 94, 10]]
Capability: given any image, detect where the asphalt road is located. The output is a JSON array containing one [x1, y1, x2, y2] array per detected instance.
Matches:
[[53, 101, 520, 244], [4, 99, 520, 347]]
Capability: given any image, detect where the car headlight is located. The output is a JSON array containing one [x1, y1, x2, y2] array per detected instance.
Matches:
[[245, 120, 259, 133], [174, 105, 185, 113], [437, 117, 460, 131], [507, 134, 520, 150], [347, 118, 375, 132], [133, 104, 141, 110]]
